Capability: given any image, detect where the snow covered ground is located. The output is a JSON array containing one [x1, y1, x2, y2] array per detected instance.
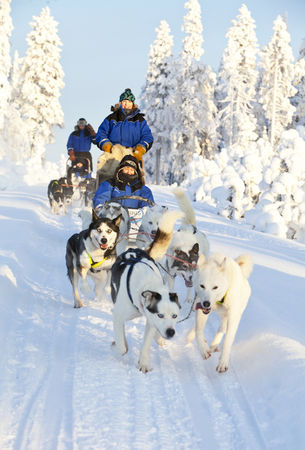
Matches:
[[0, 183, 304, 449]]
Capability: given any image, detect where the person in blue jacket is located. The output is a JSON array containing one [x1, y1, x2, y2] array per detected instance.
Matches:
[[93, 155, 154, 210], [67, 118, 97, 181], [95, 88, 153, 163]]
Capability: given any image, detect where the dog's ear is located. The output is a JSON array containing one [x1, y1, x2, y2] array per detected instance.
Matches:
[[141, 290, 161, 313], [92, 209, 99, 222], [191, 243, 199, 255], [197, 254, 206, 268], [169, 292, 181, 309], [220, 257, 227, 272], [112, 214, 122, 228]]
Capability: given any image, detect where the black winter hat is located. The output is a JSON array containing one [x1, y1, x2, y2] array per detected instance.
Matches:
[[119, 88, 135, 103], [118, 155, 139, 171]]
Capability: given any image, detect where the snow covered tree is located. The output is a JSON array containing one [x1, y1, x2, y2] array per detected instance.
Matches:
[[259, 16, 296, 147], [170, 0, 218, 184], [140, 20, 175, 184], [245, 128, 305, 242], [0, 0, 13, 135], [17, 7, 64, 160], [216, 4, 258, 147], [292, 38, 305, 126], [3, 51, 29, 162]]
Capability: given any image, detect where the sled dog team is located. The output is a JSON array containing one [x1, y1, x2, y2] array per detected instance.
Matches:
[[65, 188, 253, 374]]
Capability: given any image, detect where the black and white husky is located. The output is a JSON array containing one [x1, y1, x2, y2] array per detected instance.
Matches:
[[79, 201, 130, 254], [58, 177, 73, 206], [66, 210, 122, 308], [111, 210, 183, 373], [160, 188, 209, 301], [47, 179, 65, 215]]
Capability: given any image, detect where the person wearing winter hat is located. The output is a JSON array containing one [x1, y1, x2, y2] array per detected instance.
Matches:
[[66, 118, 97, 181], [93, 155, 154, 209], [95, 88, 153, 162]]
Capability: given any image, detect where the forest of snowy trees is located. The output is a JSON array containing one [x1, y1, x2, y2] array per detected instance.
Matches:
[[141, 0, 305, 242], [0, 0, 64, 180], [1, 0, 305, 243]]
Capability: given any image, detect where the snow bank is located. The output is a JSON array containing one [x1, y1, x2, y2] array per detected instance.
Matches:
[[0, 151, 67, 190], [184, 127, 305, 243]]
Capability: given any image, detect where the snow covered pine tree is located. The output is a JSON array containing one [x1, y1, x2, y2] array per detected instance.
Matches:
[[292, 38, 305, 126], [259, 15, 296, 147], [141, 20, 175, 184], [170, 0, 218, 183], [216, 4, 258, 148], [17, 7, 64, 162], [0, 0, 13, 144]]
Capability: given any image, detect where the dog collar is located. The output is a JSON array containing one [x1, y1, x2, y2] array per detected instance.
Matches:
[[216, 290, 228, 305]]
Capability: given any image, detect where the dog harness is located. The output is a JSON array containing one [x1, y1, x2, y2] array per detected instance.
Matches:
[[114, 249, 158, 311], [87, 252, 109, 272]]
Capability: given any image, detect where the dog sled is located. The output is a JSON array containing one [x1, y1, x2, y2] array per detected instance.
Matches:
[[66, 155, 96, 207]]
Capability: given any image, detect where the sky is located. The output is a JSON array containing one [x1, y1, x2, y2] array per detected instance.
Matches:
[[10, 0, 305, 164]]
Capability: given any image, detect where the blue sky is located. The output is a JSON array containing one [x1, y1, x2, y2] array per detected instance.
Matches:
[[10, 0, 305, 163]]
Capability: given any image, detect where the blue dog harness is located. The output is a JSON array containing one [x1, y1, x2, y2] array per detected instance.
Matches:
[[112, 248, 158, 309]]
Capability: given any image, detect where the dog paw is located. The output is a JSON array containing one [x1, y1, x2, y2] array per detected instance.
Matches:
[[216, 360, 229, 373], [209, 344, 220, 353], [201, 349, 211, 360], [111, 342, 127, 356], [138, 361, 152, 373], [74, 300, 84, 308]]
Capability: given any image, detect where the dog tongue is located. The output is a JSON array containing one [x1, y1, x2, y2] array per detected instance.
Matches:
[[195, 303, 202, 310], [100, 244, 107, 249], [185, 279, 193, 288]]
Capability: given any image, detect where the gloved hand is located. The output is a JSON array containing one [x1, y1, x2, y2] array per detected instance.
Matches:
[[133, 145, 146, 161], [102, 142, 113, 153], [68, 149, 76, 161], [86, 123, 96, 137]]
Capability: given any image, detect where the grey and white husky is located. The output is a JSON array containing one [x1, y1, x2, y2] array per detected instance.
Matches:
[[66, 210, 122, 308], [111, 210, 183, 373], [160, 188, 209, 301]]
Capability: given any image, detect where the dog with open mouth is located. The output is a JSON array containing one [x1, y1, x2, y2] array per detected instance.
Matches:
[[66, 210, 122, 308], [188, 253, 253, 373], [111, 210, 183, 373], [160, 188, 209, 301]]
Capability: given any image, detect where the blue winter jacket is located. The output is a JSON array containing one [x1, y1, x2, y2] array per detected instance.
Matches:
[[93, 180, 154, 209], [96, 105, 153, 151], [67, 128, 94, 153]]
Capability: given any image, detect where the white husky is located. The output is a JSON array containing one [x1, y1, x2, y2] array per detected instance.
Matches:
[[188, 253, 253, 373]]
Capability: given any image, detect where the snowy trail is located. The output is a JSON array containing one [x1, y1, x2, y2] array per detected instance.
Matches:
[[0, 185, 304, 449]]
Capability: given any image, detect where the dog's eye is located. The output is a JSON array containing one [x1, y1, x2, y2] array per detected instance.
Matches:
[[148, 221, 153, 225], [97, 228, 102, 233], [157, 313, 164, 318], [172, 314, 177, 319], [200, 284, 205, 289], [212, 286, 218, 290], [106, 229, 112, 234]]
